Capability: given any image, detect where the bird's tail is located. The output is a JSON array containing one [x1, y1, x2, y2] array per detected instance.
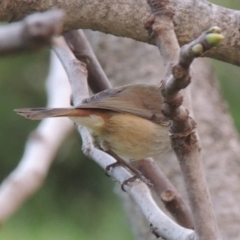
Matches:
[[14, 108, 81, 120]]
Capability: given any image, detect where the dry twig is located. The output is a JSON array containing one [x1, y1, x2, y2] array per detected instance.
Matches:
[[132, 158, 194, 229], [146, 0, 224, 239], [64, 30, 112, 92]]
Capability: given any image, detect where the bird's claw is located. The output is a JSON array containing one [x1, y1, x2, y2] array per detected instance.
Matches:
[[121, 174, 153, 192], [105, 161, 122, 177], [105, 160, 153, 190]]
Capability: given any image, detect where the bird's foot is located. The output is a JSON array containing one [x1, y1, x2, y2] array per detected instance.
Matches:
[[121, 172, 153, 191], [150, 223, 160, 238], [105, 162, 152, 190], [104, 150, 153, 190], [105, 161, 122, 177]]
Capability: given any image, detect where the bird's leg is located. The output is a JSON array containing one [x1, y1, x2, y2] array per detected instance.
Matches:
[[105, 150, 152, 190], [105, 150, 140, 175]]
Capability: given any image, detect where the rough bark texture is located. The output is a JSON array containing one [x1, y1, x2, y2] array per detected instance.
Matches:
[[85, 30, 240, 240], [1, 0, 240, 66]]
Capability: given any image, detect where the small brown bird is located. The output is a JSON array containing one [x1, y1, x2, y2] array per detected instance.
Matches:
[[15, 84, 171, 161]]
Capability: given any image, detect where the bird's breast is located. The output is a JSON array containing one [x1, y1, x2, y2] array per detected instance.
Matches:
[[70, 111, 171, 160], [98, 113, 171, 160]]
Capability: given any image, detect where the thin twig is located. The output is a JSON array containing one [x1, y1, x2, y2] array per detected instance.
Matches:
[[146, 1, 223, 239], [132, 158, 194, 229], [0, 10, 64, 55], [51, 36, 195, 240], [64, 30, 112, 92]]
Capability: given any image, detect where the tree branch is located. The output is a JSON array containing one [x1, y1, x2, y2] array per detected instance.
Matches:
[[0, 10, 64, 55], [132, 158, 194, 229], [0, 0, 239, 65], [51, 36, 195, 240], [146, 1, 224, 239], [64, 30, 112, 92], [0, 52, 73, 225]]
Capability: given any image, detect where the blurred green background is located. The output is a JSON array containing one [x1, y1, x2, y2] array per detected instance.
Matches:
[[0, 0, 240, 239]]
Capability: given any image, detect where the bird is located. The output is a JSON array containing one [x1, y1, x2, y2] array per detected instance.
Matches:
[[15, 84, 171, 162]]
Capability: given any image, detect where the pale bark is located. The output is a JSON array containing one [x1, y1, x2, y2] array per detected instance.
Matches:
[[0, 52, 73, 224], [0, 0, 240, 66], [132, 158, 194, 229]]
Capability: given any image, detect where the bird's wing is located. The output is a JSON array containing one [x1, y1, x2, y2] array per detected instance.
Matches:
[[77, 84, 168, 124]]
